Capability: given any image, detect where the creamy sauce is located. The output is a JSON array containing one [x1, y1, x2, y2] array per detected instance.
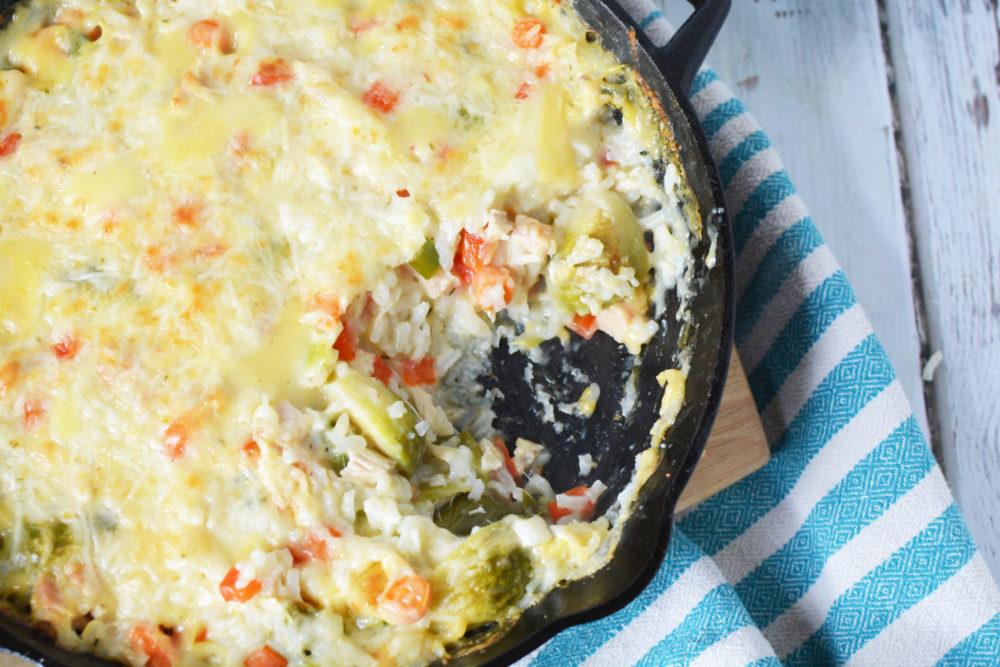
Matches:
[[0, 1, 697, 665]]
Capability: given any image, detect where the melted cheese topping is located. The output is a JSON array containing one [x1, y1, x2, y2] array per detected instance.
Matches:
[[0, 1, 696, 665]]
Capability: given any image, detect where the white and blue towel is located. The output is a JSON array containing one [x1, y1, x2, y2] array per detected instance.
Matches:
[[518, 1, 1000, 665]]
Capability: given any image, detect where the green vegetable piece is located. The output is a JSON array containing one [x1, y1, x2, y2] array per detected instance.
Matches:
[[66, 29, 89, 56], [432, 518, 533, 627], [324, 367, 426, 474], [352, 510, 380, 538], [326, 452, 350, 473], [18, 519, 75, 566], [415, 432, 485, 504], [408, 238, 440, 279], [52, 520, 73, 550], [433, 492, 513, 536], [550, 190, 651, 311]]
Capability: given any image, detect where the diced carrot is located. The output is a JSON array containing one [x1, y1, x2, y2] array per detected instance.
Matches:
[[143, 245, 173, 273], [51, 333, 81, 360], [194, 627, 208, 643], [371, 355, 392, 385], [395, 15, 420, 31], [30, 574, 62, 621], [567, 313, 598, 339], [242, 438, 260, 459], [187, 20, 233, 53], [195, 243, 227, 258], [229, 129, 251, 157], [0, 132, 22, 159], [512, 18, 545, 49], [598, 148, 618, 167], [129, 623, 176, 667], [332, 324, 357, 362], [378, 574, 431, 625], [493, 438, 521, 483], [250, 59, 293, 87], [566, 486, 596, 517], [515, 81, 533, 99], [451, 230, 493, 284], [307, 291, 341, 328], [220, 566, 262, 603], [349, 16, 378, 35], [0, 361, 19, 397], [244, 646, 287, 667], [359, 563, 388, 605], [162, 419, 190, 461], [398, 357, 435, 386], [471, 266, 515, 311], [547, 499, 570, 522], [290, 527, 341, 565], [172, 203, 200, 227], [438, 13, 465, 29], [548, 485, 596, 522], [362, 81, 400, 114], [535, 62, 551, 78], [395, 188, 410, 197], [23, 399, 44, 430]]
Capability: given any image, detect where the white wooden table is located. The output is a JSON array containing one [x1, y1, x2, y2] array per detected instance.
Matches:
[[659, 0, 1000, 581]]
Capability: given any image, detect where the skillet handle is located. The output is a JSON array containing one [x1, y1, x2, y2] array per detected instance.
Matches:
[[657, 0, 731, 95]]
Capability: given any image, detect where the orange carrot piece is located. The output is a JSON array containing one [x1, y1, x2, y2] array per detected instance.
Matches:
[[244, 646, 287, 667], [372, 355, 393, 385], [494, 438, 521, 483], [0, 132, 21, 159], [378, 574, 431, 625], [162, 419, 190, 461], [333, 324, 357, 362], [187, 20, 233, 53], [250, 59, 293, 87], [567, 313, 598, 339], [22, 399, 44, 430], [512, 18, 545, 49], [219, 566, 261, 603], [470, 266, 514, 311], [51, 333, 81, 360], [362, 81, 400, 114], [129, 624, 176, 667], [398, 358, 435, 386], [451, 230, 492, 284]]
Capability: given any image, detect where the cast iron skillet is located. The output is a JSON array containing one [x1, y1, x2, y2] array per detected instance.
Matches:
[[0, 0, 733, 665]]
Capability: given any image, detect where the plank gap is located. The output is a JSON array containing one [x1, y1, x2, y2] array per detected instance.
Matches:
[[875, 0, 942, 464]]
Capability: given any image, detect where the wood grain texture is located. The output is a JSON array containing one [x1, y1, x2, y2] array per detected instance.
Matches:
[[883, 0, 1000, 579], [0, 651, 32, 667], [658, 0, 929, 439], [678, 349, 769, 512]]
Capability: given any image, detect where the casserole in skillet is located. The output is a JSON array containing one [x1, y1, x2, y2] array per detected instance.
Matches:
[[0, 0, 730, 665]]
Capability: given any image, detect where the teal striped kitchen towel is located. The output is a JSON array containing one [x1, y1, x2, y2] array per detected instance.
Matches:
[[517, 1, 1000, 665]]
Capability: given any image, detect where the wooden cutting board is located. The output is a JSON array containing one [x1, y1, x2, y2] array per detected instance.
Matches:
[[677, 349, 769, 511]]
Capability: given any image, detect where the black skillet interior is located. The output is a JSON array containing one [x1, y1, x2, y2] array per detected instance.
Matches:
[[0, 0, 733, 665]]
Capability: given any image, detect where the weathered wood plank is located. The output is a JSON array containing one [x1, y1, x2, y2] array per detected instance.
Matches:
[[883, 0, 1000, 579], [658, 0, 929, 438]]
